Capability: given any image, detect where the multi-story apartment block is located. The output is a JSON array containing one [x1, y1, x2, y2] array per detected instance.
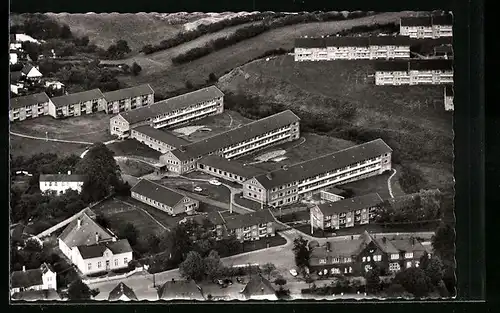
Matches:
[[131, 179, 199, 216], [294, 36, 411, 61], [242, 138, 392, 207], [10, 263, 57, 295], [319, 187, 346, 203], [130, 125, 190, 154], [197, 155, 267, 184], [9, 92, 51, 122], [444, 85, 454, 111], [49, 89, 106, 118], [159, 110, 301, 174], [109, 86, 224, 139], [204, 209, 276, 242], [399, 14, 453, 39], [39, 171, 85, 195], [310, 193, 383, 233], [309, 231, 433, 276], [375, 59, 453, 86], [103, 84, 154, 114]]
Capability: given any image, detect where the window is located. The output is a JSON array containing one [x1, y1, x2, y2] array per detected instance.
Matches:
[[389, 262, 400, 272], [362, 257, 366, 262], [390, 254, 400, 260], [367, 256, 371, 262], [97, 261, 102, 268], [373, 255, 382, 262], [404, 252, 414, 259], [406, 261, 412, 268], [88, 263, 92, 270], [319, 259, 326, 264], [124, 257, 128, 264], [114, 259, 118, 266]]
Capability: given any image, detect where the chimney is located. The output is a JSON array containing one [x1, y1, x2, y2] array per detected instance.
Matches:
[[171, 278, 175, 283], [95, 232, 99, 243], [22, 266, 26, 272], [266, 173, 272, 180], [282, 165, 288, 170], [77, 218, 81, 228], [68, 170, 71, 175]]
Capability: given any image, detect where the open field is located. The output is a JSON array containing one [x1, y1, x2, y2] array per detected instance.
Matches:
[[339, 172, 393, 200], [91, 197, 165, 236], [120, 196, 184, 230], [218, 55, 454, 192], [115, 12, 412, 94], [10, 113, 114, 144], [107, 139, 162, 160], [10, 136, 89, 158], [116, 158, 155, 177]]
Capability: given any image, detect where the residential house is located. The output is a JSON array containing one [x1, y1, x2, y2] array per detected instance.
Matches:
[[10, 263, 57, 295], [11, 289, 62, 301], [158, 279, 205, 301], [21, 64, 43, 82], [399, 14, 452, 39], [130, 179, 199, 216], [444, 85, 454, 111], [108, 282, 139, 301], [375, 59, 453, 85], [10, 50, 18, 65], [294, 35, 411, 61], [103, 84, 154, 114], [431, 14, 454, 38], [9, 92, 51, 122], [10, 34, 22, 50], [309, 231, 433, 276], [242, 138, 392, 207], [159, 110, 300, 174], [39, 171, 85, 195], [319, 187, 347, 203], [15, 34, 41, 44], [240, 275, 277, 300], [205, 209, 276, 241], [58, 212, 134, 276], [130, 125, 190, 154], [197, 155, 267, 184], [49, 89, 106, 118], [310, 193, 383, 233], [109, 86, 224, 138], [10, 71, 25, 95]]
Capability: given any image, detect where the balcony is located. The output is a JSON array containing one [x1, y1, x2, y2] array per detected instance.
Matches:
[[223, 126, 291, 154], [154, 106, 218, 129], [154, 102, 218, 124]]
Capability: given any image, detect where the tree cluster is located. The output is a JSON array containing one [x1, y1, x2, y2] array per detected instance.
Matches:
[[335, 22, 400, 36], [292, 236, 311, 269], [397, 164, 429, 194], [105, 40, 131, 59]]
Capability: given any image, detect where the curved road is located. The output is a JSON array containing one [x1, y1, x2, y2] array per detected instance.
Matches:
[[387, 168, 398, 198], [10, 131, 94, 145]]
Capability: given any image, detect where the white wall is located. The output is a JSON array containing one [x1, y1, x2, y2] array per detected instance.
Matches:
[[40, 181, 83, 195]]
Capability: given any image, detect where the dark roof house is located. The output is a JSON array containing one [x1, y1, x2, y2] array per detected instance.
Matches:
[[108, 282, 138, 301], [158, 279, 204, 300], [241, 275, 276, 299], [11, 263, 54, 289], [409, 59, 453, 71], [39, 173, 86, 182], [131, 179, 186, 207], [50, 89, 104, 108], [58, 213, 114, 248], [133, 125, 190, 149], [10, 92, 50, 110], [222, 209, 275, 230], [374, 60, 409, 72], [316, 193, 383, 215], [77, 239, 132, 259], [103, 84, 154, 102], [432, 14, 453, 26], [10, 71, 23, 83]]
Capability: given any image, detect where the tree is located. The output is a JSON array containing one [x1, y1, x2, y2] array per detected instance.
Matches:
[[274, 276, 287, 288], [116, 40, 131, 54], [419, 251, 431, 271], [208, 72, 218, 82], [364, 266, 381, 294], [120, 223, 139, 247], [432, 223, 455, 263], [394, 267, 432, 298], [385, 283, 412, 298], [145, 234, 161, 254], [22, 41, 41, 62], [67, 279, 93, 300], [76, 143, 122, 203], [60, 24, 72, 39], [203, 250, 223, 280], [179, 251, 205, 281], [185, 80, 194, 89], [131, 62, 142, 76], [292, 236, 311, 269], [424, 255, 444, 286], [261, 262, 277, 280]]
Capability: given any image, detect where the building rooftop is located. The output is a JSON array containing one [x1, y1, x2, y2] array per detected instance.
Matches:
[[10, 71, 23, 83], [434, 44, 453, 54], [322, 187, 347, 196], [103, 84, 154, 103], [178, 110, 300, 158], [432, 14, 453, 26], [130, 179, 187, 207], [400, 16, 432, 27], [409, 59, 453, 71], [222, 209, 275, 230], [58, 213, 114, 248], [253, 138, 392, 189], [241, 275, 276, 298], [108, 282, 138, 301], [198, 155, 267, 179], [374, 60, 409, 72], [39, 173, 85, 182], [77, 239, 132, 260], [21, 64, 39, 76], [10, 92, 50, 110], [119, 85, 224, 125], [133, 125, 190, 149], [11, 268, 43, 289], [11, 289, 62, 301], [309, 238, 368, 265], [50, 89, 104, 108], [316, 193, 383, 215], [158, 279, 204, 300]]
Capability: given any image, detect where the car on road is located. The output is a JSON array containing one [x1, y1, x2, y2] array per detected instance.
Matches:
[[194, 186, 203, 192], [289, 269, 298, 277], [209, 179, 221, 186]]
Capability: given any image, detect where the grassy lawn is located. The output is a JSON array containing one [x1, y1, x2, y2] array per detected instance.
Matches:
[[107, 139, 162, 159], [198, 202, 227, 214], [120, 196, 185, 230], [10, 135, 89, 158], [10, 113, 114, 144], [234, 194, 266, 211], [338, 172, 393, 200], [91, 197, 164, 236], [116, 158, 155, 177], [278, 210, 311, 223]]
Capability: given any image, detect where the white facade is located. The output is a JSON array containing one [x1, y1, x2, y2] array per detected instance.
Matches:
[[10, 42, 22, 50], [10, 265, 57, 295], [10, 53, 18, 65], [444, 87, 454, 111], [24, 67, 43, 79], [39, 172, 84, 195], [74, 248, 133, 276], [375, 69, 453, 86], [295, 45, 410, 61], [10, 99, 51, 122], [15, 34, 41, 44]]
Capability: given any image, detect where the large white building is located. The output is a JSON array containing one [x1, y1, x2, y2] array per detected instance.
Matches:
[[375, 59, 453, 86], [294, 36, 411, 61], [399, 14, 453, 39], [109, 86, 224, 139], [39, 171, 85, 195], [242, 138, 392, 207], [159, 110, 301, 174]]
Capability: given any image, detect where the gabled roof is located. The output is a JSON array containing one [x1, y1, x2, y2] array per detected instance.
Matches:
[[316, 193, 383, 215], [10, 92, 50, 110], [389, 238, 427, 256], [222, 209, 275, 230], [432, 14, 453, 26], [108, 282, 138, 301], [39, 174, 85, 182], [409, 59, 453, 71], [10, 71, 23, 83], [77, 239, 132, 260], [119, 86, 224, 125], [21, 64, 40, 76], [158, 280, 204, 300], [130, 179, 186, 207], [368, 35, 412, 46], [253, 139, 392, 189], [372, 237, 400, 254], [11, 268, 43, 288], [324, 36, 370, 47], [178, 110, 300, 158], [374, 60, 409, 72], [103, 84, 154, 102], [50, 89, 104, 108], [309, 238, 367, 264], [400, 16, 432, 27], [241, 275, 276, 298], [58, 213, 114, 248], [132, 125, 190, 149], [11, 289, 62, 301], [198, 155, 267, 179]]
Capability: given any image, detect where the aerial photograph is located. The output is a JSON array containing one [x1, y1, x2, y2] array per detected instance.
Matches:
[[9, 10, 455, 302]]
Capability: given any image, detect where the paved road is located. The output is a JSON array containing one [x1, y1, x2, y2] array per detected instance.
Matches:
[[388, 168, 397, 198], [10, 131, 94, 145]]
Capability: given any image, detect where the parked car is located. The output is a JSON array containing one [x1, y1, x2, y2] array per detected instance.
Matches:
[[209, 179, 221, 186], [194, 187, 203, 192], [289, 269, 298, 277]]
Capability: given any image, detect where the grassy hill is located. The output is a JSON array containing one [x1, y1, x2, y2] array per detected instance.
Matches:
[[217, 55, 454, 193]]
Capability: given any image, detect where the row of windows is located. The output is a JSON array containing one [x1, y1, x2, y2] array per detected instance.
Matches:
[[136, 194, 173, 211], [153, 99, 220, 121], [87, 257, 128, 270], [43, 181, 81, 187], [203, 166, 246, 182], [269, 195, 297, 207], [318, 257, 352, 264], [155, 105, 218, 125], [299, 164, 381, 192], [224, 130, 292, 156]]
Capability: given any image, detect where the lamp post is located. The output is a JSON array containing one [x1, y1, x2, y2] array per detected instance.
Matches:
[[45, 131, 48, 142]]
